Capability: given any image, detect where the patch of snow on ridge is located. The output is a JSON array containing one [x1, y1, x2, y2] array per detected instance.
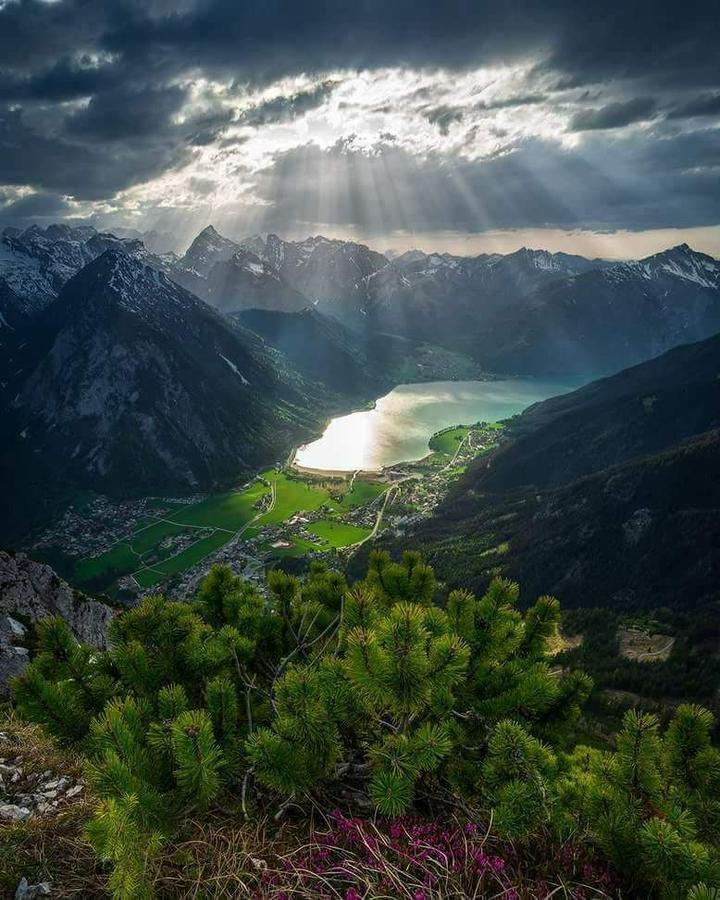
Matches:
[[0, 239, 52, 301], [220, 354, 249, 384], [533, 251, 560, 271], [660, 260, 717, 289]]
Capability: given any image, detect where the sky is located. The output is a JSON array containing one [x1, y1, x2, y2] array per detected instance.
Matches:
[[0, 0, 719, 258]]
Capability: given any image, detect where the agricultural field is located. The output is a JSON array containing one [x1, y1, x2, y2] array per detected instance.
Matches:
[[428, 425, 471, 456], [307, 519, 371, 547], [418, 425, 473, 468], [74, 543, 139, 586], [71, 470, 386, 595], [134, 531, 233, 590], [260, 471, 330, 523], [327, 480, 387, 512], [169, 482, 270, 530]]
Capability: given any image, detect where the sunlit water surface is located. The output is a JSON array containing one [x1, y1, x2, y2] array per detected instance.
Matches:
[[294, 378, 582, 472]]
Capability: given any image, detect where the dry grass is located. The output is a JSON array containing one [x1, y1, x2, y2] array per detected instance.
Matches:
[[0, 809, 107, 899], [0, 712, 85, 781], [0, 713, 107, 898], [152, 815, 276, 899], [150, 811, 618, 899]]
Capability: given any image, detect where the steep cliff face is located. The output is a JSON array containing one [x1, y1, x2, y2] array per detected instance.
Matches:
[[0, 551, 114, 692]]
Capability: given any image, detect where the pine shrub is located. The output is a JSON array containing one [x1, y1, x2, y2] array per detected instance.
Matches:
[[11, 552, 720, 898]]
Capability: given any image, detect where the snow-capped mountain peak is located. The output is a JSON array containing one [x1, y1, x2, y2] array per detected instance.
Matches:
[[620, 244, 720, 289]]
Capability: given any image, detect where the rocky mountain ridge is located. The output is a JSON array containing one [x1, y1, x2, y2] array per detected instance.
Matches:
[[0, 250, 325, 541], [0, 223, 170, 319], [167, 226, 720, 375], [4, 221, 719, 377]]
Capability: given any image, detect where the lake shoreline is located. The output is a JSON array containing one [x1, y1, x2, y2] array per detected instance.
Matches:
[[292, 377, 581, 474]]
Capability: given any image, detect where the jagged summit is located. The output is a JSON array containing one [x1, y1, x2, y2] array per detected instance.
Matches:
[[616, 243, 720, 289], [50, 248, 202, 323], [181, 225, 240, 275], [3, 222, 720, 383], [0, 222, 161, 326]]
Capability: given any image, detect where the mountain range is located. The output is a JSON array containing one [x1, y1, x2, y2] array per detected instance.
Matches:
[[4, 222, 720, 378], [1, 221, 719, 545], [171, 227, 720, 372], [173, 226, 720, 376]]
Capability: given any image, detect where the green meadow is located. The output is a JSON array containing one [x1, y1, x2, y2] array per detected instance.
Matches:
[[72, 470, 383, 594], [428, 425, 470, 455], [327, 480, 387, 512], [307, 519, 371, 547]]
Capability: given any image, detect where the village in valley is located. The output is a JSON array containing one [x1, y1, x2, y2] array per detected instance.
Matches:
[[32, 423, 505, 601]]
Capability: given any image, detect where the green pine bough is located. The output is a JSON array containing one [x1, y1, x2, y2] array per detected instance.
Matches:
[[10, 551, 720, 898]]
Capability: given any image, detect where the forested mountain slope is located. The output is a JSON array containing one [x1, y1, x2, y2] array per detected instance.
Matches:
[[401, 333, 720, 610]]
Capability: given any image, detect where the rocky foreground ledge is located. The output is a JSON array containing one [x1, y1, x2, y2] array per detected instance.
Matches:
[[0, 550, 114, 692], [0, 730, 84, 823], [0, 717, 100, 897]]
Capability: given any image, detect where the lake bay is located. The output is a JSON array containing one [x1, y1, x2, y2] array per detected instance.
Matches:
[[294, 378, 581, 472]]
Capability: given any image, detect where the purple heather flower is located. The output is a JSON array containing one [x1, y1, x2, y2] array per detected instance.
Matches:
[[473, 850, 489, 870]]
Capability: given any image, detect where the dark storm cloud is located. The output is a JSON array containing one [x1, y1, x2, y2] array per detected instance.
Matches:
[[667, 94, 720, 120], [3, 1, 717, 89], [66, 84, 188, 141], [0, 58, 121, 103], [0, 189, 72, 223], [0, 0, 108, 72], [0, 0, 717, 230], [569, 98, 657, 132], [99, 0, 720, 94], [0, 106, 191, 199]]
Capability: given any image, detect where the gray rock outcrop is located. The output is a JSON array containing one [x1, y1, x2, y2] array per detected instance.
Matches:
[[0, 551, 114, 692]]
